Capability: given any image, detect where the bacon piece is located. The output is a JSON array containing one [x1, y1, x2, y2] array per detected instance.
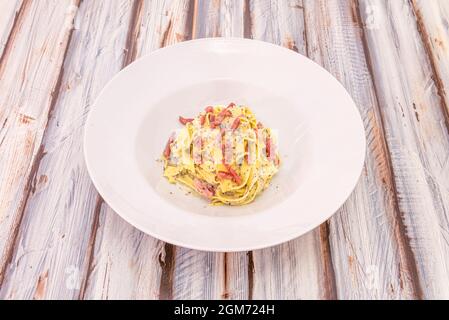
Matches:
[[209, 114, 216, 128], [219, 109, 232, 117], [205, 106, 214, 113], [266, 136, 271, 158], [163, 136, 174, 158], [212, 118, 221, 128], [193, 178, 215, 198], [222, 145, 229, 164], [199, 115, 206, 126], [226, 102, 236, 110], [213, 110, 232, 128], [225, 164, 242, 185], [217, 171, 234, 181], [231, 117, 241, 131], [179, 116, 194, 125]]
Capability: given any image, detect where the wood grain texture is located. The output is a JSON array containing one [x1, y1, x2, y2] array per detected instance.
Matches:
[[359, 0, 449, 298], [0, 0, 136, 300], [411, 0, 449, 127], [82, 0, 195, 300], [303, 0, 424, 299], [172, 0, 249, 300], [0, 0, 22, 58], [0, 0, 80, 289], [248, 0, 333, 300], [194, 0, 244, 38]]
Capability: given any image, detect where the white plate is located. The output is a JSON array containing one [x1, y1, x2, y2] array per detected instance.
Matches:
[[84, 38, 366, 252]]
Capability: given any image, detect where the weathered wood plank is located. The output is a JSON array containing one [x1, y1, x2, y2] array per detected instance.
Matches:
[[358, 0, 449, 298], [247, 0, 307, 53], [0, 0, 80, 290], [411, 0, 449, 126], [303, 0, 424, 299], [173, 249, 224, 299], [0, 0, 136, 299], [82, 205, 164, 299], [173, 248, 249, 300], [82, 0, 195, 300], [172, 0, 248, 300], [194, 0, 244, 38], [0, 0, 23, 58], [248, 0, 332, 300]]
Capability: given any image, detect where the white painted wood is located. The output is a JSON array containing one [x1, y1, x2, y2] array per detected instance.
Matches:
[[248, 0, 331, 300], [0, 0, 136, 299], [252, 232, 330, 299], [173, 246, 249, 300], [194, 0, 245, 38], [411, 0, 449, 119], [303, 0, 426, 299], [0, 0, 80, 288], [173, 248, 224, 299], [172, 249, 247, 300], [0, 0, 22, 57], [359, 0, 449, 299], [83, 0, 195, 300], [83, 206, 164, 299], [134, 0, 193, 52], [247, 0, 307, 53]]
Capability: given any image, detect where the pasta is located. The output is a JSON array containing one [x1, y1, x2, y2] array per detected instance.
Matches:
[[162, 103, 280, 205]]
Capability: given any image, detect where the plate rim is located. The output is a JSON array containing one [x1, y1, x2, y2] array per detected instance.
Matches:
[[83, 37, 367, 252]]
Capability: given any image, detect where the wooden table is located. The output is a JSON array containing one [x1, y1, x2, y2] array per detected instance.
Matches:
[[0, 0, 448, 300]]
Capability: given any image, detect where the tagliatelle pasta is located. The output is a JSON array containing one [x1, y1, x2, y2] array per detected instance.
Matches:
[[162, 103, 280, 206]]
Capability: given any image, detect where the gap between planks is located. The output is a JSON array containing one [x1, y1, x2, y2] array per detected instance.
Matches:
[[352, 0, 424, 299], [355, 0, 449, 298], [0, 0, 28, 76]]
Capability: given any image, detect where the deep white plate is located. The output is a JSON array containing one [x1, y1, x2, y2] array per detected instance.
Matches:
[[84, 38, 366, 252]]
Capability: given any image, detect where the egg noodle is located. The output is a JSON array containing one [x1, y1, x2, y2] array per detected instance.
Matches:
[[162, 103, 280, 206]]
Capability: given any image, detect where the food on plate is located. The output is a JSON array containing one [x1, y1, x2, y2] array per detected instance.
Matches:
[[162, 103, 280, 205]]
